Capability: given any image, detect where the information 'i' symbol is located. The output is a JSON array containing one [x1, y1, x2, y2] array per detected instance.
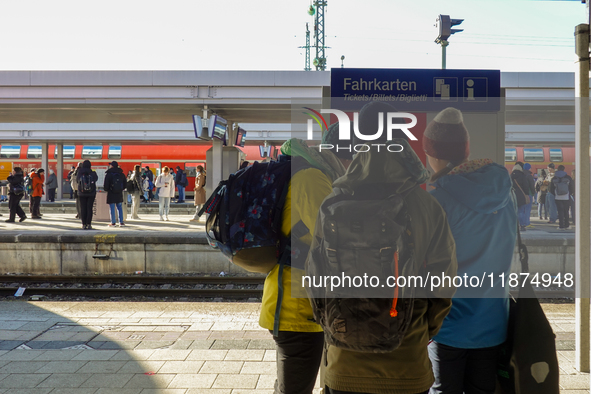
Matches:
[[466, 79, 475, 101]]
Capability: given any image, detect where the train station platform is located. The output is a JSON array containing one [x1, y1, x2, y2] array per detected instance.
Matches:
[[0, 300, 586, 393], [0, 199, 577, 278], [0, 199, 248, 276]]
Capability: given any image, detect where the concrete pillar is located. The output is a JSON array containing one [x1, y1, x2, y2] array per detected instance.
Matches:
[[41, 143, 48, 202], [227, 122, 237, 148], [223, 120, 238, 178], [574, 23, 590, 373], [222, 147, 241, 179], [211, 138, 223, 202], [56, 142, 63, 200]]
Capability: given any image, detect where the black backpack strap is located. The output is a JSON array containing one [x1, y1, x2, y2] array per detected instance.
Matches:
[[517, 222, 528, 274], [272, 157, 322, 336], [272, 220, 312, 337], [198, 182, 226, 217], [273, 250, 287, 337]]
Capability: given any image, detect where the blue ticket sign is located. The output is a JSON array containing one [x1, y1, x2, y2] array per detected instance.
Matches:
[[331, 68, 501, 112]]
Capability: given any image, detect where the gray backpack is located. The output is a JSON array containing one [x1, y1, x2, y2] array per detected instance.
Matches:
[[306, 184, 418, 353], [553, 176, 570, 196]]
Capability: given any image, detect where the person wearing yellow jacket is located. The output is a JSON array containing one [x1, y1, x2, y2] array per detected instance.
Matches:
[[259, 131, 353, 394]]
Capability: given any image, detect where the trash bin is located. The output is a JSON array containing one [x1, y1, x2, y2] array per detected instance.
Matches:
[[94, 191, 128, 223], [94, 191, 110, 222]]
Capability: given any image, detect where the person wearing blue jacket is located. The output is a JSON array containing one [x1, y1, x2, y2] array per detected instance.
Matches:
[[423, 108, 517, 394]]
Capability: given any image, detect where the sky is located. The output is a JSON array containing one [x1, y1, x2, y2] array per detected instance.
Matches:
[[0, 0, 587, 72]]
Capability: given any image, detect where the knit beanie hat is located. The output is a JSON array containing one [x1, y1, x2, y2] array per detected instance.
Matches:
[[423, 107, 470, 164]]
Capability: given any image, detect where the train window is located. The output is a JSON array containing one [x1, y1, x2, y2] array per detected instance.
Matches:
[[549, 149, 563, 162], [523, 148, 544, 162], [184, 162, 205, 177], [141, 162, 161, 177], [108, 145, 122, 159], [27, 145, 42, 159], [0, 145, 20, 159], [505, 148, 517, 162], [54, 146, 76, 159], [82, 145, 103, 160]]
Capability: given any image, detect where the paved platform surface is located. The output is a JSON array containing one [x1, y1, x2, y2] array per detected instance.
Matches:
[[0, 213, 205, 234], [0, 301, 586, 393], [0, 198, 202, 233], [0, 210, 575, 237]]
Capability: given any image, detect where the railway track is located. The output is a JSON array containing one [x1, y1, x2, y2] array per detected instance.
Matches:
[[0, 275, 575, 300], [0, 275, 265, 300]]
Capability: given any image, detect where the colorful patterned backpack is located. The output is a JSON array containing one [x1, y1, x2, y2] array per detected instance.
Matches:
[[199, 155, 311, 274]]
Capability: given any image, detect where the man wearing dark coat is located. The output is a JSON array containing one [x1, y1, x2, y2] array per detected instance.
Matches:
[[103, 161, 126, 227], [5, 167, 27, 223]]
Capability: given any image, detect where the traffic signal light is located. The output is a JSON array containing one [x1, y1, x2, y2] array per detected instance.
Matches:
[[436, 14, 464, 42]]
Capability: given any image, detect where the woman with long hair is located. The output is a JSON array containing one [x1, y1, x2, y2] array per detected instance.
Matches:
[[130, 165, 143, 219], [76, 160, 98, 230], [154, 166, 175, 221], [190, 165, 206, 222]]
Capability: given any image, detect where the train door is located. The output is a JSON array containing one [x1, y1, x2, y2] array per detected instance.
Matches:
[[0, 162, 11, 182], [95, 166, 109, 190]]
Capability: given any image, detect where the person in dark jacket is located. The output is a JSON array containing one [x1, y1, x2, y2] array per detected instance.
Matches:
[[522, 163, 536, 228], [570, 169, 576, 225], [103, 161, 126, 227], [76, 160, 98, 230], [67, 166, 75, 199], [45, 169, 58, 202], [5, 167, 27, 223], [545, 163, 559, 224], [550, 164, 574, 230], [511, 163, 530, 231], [143, 166, 154, 202], [72, 162, 82, 219], [175, 166, 186, 203]]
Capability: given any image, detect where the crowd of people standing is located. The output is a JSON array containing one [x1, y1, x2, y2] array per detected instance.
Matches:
[[3, 163, 207, 227], [511, 161, 576, 231]]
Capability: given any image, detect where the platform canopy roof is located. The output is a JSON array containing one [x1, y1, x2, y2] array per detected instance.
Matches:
[[0, 70, 584, 145]]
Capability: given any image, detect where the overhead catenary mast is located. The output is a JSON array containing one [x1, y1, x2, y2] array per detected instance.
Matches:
[[312, 1, 327, 71], [300, 1, 327, 71], [299, 23, 311, 71]]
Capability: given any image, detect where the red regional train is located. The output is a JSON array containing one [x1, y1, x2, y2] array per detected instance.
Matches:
[[504, 146, 575, 176], [0, 143, 575, 191], [0, 144, 276, 195]]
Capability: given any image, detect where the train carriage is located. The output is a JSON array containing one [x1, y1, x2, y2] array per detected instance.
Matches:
[[0, 144, 274, 197], [505, 146, 575, 176]]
